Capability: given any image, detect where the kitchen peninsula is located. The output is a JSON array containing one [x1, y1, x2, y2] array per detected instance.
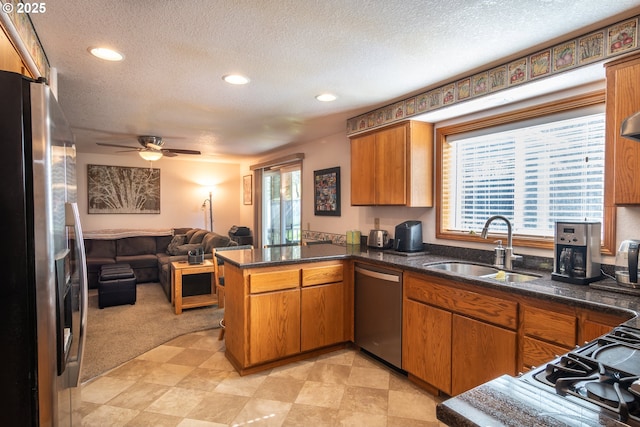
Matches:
[[217, 244, 640, 425]]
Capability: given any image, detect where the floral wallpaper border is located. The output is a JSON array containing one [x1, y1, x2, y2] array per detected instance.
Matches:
[[347, 15, 639, 136], [0, 1, 50, 79]]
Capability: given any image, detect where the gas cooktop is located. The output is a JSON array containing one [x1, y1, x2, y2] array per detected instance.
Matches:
[[524, 326, 640, 425]]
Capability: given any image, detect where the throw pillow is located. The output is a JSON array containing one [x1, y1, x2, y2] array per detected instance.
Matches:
[[166, 234, 186, 255], [188, 229, 209, 244]]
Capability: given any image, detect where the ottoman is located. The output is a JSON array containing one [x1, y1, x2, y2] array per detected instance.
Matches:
[[98, 264, 137, 309]]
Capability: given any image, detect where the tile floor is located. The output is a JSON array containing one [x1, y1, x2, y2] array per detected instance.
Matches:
[[79, 329, 446, 426]]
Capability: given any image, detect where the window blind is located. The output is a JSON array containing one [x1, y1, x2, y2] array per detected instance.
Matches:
[[444, 111, 605, 238]]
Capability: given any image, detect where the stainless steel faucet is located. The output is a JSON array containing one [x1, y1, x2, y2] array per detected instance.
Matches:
[[480, 215, 522, 270]]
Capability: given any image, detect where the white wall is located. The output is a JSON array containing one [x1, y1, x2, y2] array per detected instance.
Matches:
[[77, 84, 640, 266], [77, 153, 242, 234], [241, 90, 640, 266]]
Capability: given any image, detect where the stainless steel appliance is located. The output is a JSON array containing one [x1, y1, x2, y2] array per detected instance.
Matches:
[[393, 220, 423, 252], [615, 239, 640, 288], [523, 325, 640, 426], [0, 71, 88, 426], [354, 264, 402, 369], [551, 221, 601, 285], [368, 229, 391, 249]]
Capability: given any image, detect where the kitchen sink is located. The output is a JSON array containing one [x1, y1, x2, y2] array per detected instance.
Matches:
[[423, 261, 540, 283], [481, 271, 540, 283], [423, 262, 499, 277]]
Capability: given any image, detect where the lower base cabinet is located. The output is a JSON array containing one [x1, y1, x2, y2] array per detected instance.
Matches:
[[249, 289, 300, 365], [403, 272, 518, 396], [301, 282, 344, 351], [451, 315, 516, 395], [403, 299, 452, 393]]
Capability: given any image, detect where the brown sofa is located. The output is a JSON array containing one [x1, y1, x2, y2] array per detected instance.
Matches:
[[84, 228, 236, 301]]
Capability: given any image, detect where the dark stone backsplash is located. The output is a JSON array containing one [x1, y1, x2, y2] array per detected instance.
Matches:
[[302, 230, 615, 275]]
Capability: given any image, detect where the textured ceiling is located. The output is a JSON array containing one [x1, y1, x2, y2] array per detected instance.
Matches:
[[29, 0, 640, 161]]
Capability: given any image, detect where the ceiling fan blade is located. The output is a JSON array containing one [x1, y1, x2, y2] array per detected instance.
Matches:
[[162, 151, 178, 157], [162, 148, 201, 155], [97, 142, 141, 150]]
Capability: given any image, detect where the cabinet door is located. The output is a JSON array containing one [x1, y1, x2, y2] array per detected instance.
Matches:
[[403, 299, 452, 394], [249, 289, 300, 365], [522, 336, 571, 369], [376, 125, 407, 205], [606, 54, 640, 204], [580, 309, 632, 343], [350, 134, 376, 205], [451, 315, 516, 396], [301, 282, 344, 351]]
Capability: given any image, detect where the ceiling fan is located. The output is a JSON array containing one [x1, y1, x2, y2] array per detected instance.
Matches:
[[96, 135, 201, 161]]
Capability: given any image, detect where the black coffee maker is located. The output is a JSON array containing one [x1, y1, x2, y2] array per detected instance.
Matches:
[[551, 221, 601, 284]]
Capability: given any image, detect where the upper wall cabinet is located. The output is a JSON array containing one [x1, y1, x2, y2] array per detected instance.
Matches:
[[0, 28, 30, 77], [605, 52, 640, 205], [350, 120, 433, 207]]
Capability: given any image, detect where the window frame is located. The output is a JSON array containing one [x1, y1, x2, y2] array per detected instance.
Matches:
[[435, 91, 615, 255]]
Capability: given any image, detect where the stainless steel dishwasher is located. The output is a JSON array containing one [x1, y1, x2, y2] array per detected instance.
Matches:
[[354, 263, 403, 369]]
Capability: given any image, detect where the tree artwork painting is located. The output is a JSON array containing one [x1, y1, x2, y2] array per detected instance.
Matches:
[[87, 164, 160, 214]]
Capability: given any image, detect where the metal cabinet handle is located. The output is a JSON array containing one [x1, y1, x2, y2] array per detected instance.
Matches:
[[355, 266, 400, 282]]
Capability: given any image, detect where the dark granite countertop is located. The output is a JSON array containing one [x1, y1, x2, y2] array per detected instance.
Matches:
[[217, 244, 639, 325], [218, 243, 640, 426]]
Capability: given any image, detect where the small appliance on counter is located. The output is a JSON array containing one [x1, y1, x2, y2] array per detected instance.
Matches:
[[368, 229, 391, 249], [551, 221, 601, 284], [393, 220, 423, 252], [615, 239, 640, 288]]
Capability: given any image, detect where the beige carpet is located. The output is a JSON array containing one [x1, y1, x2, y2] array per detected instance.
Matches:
[[82, 282, 223, 383]]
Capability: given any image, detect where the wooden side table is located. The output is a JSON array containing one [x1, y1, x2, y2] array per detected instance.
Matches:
[[171, 259, 217, 314]]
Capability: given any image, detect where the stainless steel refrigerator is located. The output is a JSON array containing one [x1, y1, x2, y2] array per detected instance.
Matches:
[[0, 70, 88, 426]]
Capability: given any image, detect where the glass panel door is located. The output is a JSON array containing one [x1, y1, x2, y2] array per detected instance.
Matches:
[[262, 164, 301, 246]]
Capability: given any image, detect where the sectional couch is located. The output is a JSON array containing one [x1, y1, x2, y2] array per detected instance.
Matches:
[[84, 227, 237, 301]]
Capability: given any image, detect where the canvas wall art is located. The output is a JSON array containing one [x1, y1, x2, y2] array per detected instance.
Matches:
[[87, 164, 160, 214]]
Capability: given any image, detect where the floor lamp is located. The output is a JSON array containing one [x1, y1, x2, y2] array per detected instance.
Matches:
[[202, 191, 213, 231]]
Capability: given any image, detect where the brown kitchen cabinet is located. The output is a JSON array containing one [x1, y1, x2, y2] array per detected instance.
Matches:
[[519, 301, 632, 371], [224, 260, 349, 375], [403, 298, 452, 393], [521, 304, 576, 370], [451, 314, 517, 395], [605, 52, 640, 205], [249, 289, 300, 365], [579, 309, 631, 344], [403, 272, 517, 395], [0, 28, 31, 76], [301, 264, 345, 351], [350, 120, 433, 206]]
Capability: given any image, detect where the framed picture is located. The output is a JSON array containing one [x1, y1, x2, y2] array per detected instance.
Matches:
[[314, 167, 340, 216], [87, 164, 160, 214], [243, 174, 253, 205]]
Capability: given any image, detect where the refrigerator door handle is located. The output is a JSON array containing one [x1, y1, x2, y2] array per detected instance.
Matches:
[[65, 202, 88, 387]]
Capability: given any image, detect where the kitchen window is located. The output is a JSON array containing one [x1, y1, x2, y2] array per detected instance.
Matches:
[[436, 92, 614, 252]]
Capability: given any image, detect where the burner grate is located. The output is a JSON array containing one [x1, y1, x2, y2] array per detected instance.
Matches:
[[530, 326, 640, 425]]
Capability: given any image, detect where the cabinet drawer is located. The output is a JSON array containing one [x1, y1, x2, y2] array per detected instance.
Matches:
[[249, 269, 300, 293], [301, 264, 343, 287], [405, 275, 517, 329], [522, 336, 572, 369], [523, 306, 576, 347]]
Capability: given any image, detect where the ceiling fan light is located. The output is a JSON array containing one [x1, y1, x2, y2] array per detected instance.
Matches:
[[139, 150, 163, 161]]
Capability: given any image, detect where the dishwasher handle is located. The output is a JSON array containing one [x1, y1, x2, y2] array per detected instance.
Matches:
[[355, 266, 400, 283]]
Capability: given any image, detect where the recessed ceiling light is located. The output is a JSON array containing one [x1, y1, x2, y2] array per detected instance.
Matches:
[[88, 47, 124, 61], [316, 93, 337, 102], [222, 74, 250, 85]]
